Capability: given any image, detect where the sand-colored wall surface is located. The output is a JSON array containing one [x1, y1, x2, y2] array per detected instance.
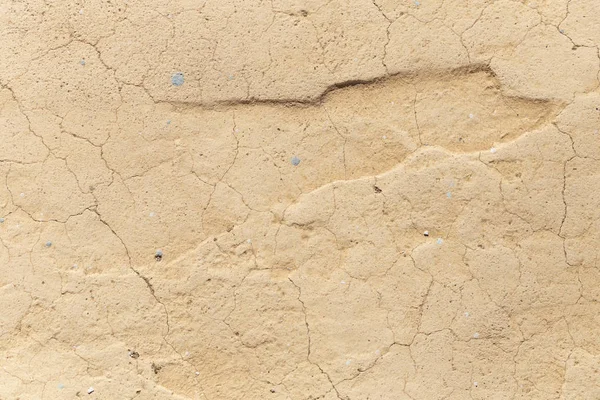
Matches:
[[2, 0, 600, 398]]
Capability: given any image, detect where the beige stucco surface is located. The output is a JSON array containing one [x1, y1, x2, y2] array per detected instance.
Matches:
[[1, 0, 600, 398]]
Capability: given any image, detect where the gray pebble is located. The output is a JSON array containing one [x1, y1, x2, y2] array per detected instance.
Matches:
[[45, 241, 52, 247], [171, 72, 184, 86], [291, 156, 301, 166]]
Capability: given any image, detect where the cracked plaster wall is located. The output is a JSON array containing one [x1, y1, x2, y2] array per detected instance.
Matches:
[[1, 0, 600, 399]]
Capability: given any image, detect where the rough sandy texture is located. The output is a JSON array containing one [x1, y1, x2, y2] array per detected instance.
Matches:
[[1, 0, 600, 399]]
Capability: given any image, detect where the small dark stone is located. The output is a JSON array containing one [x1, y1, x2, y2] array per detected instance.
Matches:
[[152, 363, 162, 374]]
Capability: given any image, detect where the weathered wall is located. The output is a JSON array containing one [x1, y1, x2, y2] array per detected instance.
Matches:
[[1, 0, 600, 398]]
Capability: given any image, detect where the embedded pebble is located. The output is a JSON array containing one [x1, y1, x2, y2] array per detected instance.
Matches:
[[291, 156, 301, 166], [490, 147, 497, 154], [45, 241, 52, 247], [436, 238, 444, 245], [0, 218, 4, 223], [473, 332, 480, 339], [87, 387, 94, 394], [171, 72, 185, 86], [423, 231, 429, 237], [80, 60, 86, 66]]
